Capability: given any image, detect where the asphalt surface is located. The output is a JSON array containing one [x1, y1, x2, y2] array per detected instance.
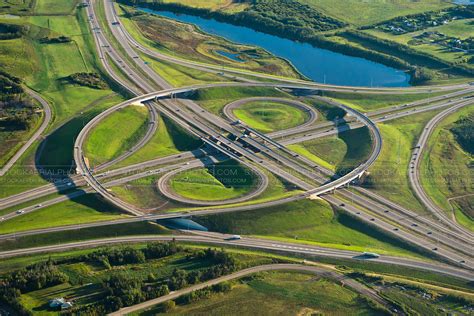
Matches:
[[409, 101, 474, 238], [1, 0, 472, 288], [0, 234, 472, 281], [109, 263, 389, 315], [0, 88, 52, 177]]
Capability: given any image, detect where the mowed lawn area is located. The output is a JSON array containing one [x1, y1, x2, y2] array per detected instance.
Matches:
[[0, 194, 129, 234], [170, 161, 257, 201], [84, 105, 149, 167], [364, 111, 443, 214], [197, 198, 422, 258], [34, 0, 78, 15], [289, 127, 372, 173], [233, 101, 308, 133], [420, 106, 474, 231]]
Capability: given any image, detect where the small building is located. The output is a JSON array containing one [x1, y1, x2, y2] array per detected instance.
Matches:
[[49, 298, 65, 308], [49, 298, 73, 310]]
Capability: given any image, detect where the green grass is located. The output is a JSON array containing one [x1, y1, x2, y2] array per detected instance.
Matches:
[[113, 114, 202, 168], [138, 271, 381, 315], [0, 5, 126, 196], [0, 222, 170, 252], [141, 53, 227, 87], [191, 86, 290, 115], [0, 108, 43, 167], [84, 105, 149, 167], [118, 4, 300, 79], [112, 163, 296, 210], [289, 127, 372, 174], [323, 90, 452, 112], [364, 111, 442, 214], [233, 101, 308, 133], [34, 0, 78, 15], [170, 160, 257, 201], [196, 198, 422, 258], [298, 0, 453, 26], [0, 194, 128, 234], [420, 106, 474, 230]]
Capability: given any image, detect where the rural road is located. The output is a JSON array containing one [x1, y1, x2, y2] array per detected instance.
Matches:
[[0, 88, 51, 177], [108, 263, 389, 315]]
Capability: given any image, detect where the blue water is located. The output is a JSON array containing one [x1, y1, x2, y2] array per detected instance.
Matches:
[[140, 8, 411, 87], [216, 50, 244, 62]]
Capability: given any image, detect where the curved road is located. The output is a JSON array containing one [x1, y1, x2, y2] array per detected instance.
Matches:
[[409, 101, 474, 238], [0, 88, 52, 177], [223, 96, 318, 133], [109, 263, 389, 316], [0, 234, 472, 280], [156, 158, 269, 206]]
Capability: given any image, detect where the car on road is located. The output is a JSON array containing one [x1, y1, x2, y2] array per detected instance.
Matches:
[[362, 252, 380, 258], [225, 235, 241, 241], [16, 210, 24, 214]]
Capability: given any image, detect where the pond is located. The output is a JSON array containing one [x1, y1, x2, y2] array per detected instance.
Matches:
[[140, 8, 412, 87]]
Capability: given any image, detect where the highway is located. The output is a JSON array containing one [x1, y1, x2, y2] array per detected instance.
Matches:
[[409, 101, 474, 238], [109, 263, 390, 315], [0, 88, 52, 177], [1, 0, 472, 285], [105, 0, 472, 94], [0, 234, 472, 281]]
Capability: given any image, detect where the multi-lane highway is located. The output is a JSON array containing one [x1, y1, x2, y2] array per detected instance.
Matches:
[[109, 263, 390, 315], [0, 233, 472, 281], [1, 0, 473, 293], [409, 101, 474, 238]]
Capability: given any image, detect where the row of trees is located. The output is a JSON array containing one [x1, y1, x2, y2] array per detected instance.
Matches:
[[64, 244, 238, 314], [0, 260, 69, 316], [451, 113, 474, 155]]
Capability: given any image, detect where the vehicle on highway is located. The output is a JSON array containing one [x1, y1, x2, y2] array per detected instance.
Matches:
[[362, 252, 380, 258], [225, 235, 242, 241]]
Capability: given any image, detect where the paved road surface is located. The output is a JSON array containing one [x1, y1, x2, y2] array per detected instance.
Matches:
[[0, 88, 51, 176], [108, 263, 389, 315]]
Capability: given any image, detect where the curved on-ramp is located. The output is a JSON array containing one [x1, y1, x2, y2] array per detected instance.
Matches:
[[0, 88, 51, 177], [156, 159, 269, 206], [409, 100, 474, 238]]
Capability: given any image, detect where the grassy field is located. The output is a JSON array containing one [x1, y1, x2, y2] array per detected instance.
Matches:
[[0, 194, 128, 234], [0, 221, 170, 252], [364, 111, 442, 214], [323, 90, 452, 112], [137, 271, 381, 316], [299, 0, 453, 26], [364, 24, 474, 68], [113, 114, 202, 169], [118, 4, 300, 79], [0, 0, 127, 196], [233, 101, 308, 133], [197, 198, 422, 258], [113, 165, 297, 211], [289, 127, 372, 174], [4, 243, 275, 314], [159, 0, 249, 12], [0, 108, 42, 167], [169, 160, 257, 201], [191, 86, 290, 115], [140, 53, 226, 87], [34, 0, 78, 15], [84, 105, 149, 167], [420, 106, 474, 230]]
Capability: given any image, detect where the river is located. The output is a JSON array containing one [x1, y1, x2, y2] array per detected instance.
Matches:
[[140, 8, 411, 87]]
